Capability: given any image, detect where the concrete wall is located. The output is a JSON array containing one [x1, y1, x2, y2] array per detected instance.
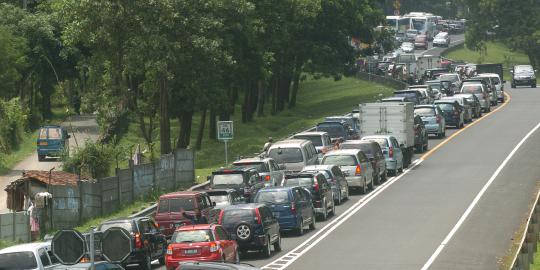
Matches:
[[48, 148, 195, 231], [0, 212, 30, 242]]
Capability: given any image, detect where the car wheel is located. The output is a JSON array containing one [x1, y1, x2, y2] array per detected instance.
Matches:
[[321, 199, 328, 220], [38, 155, 44, 162], [139, 252, 152, 270], [236, 223, 252, 241], [262, 235, 272, 258], [297, 219, 304, 236], [273, 234, 282, 252], [331, 200, 336, 216], [309, 212, 316, 230]]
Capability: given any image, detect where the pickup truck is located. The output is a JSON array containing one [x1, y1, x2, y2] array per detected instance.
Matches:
[[358, 102, 415, 168]]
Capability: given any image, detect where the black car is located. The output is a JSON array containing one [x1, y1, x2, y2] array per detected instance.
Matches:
[[210, 167, 264, 202], [423, 68, 449, 81], [413, 115, 428, 153], [176, 261, 261, 270], [217, 204, 281, 258], [511, 65, 537, 88], [282, 172, 335, 220], [393, 90, 424, 105], [97, 217, 167, 270]]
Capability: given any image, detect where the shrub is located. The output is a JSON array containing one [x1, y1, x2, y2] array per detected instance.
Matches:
[[0, 98, 28, 155], [62, 140, 126, 179]]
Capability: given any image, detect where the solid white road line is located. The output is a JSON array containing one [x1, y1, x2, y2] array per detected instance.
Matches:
[[262, 159, 423, 270], [420, 121, 540, 270]]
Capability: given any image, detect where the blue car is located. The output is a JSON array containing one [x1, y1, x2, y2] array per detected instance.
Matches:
[[37, 125, 70, 161], [254, 187, 316, 235]]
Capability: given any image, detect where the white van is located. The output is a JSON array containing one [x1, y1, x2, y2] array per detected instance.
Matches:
[[267, 139, 319, 172]]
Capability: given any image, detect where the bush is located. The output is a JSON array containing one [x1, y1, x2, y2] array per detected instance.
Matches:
[[0, 98, 28, 155], [62, 140, 126, 179]]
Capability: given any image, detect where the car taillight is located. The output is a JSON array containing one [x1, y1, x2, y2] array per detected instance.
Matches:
[[355, 165, 362, 176], [291, 202, 297, 214], [389, 147, 394, 158], [166, 246, 172, 255], [209, 242, 220, 253], [135, 232, 142, 249], [265, 175, 270, 182], [218, 210, 224, 224], [254, 208, 262, 224], [313, 181, 319, 192]]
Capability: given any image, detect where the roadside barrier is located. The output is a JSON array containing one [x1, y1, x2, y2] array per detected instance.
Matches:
[[511, 189, 540, 270]]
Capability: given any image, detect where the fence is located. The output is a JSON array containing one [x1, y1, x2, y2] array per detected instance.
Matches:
[[49, 148, 195, 230], [0, 211, 30, 242]]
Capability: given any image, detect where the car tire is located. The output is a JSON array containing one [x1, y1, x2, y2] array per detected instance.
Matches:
[[361, 178, 367, 194], [330, 200, 336, 216], [309, 211, 316, 230], [139, 252, 152, 270], [273, 234, 282, 252], [262, 235, 272, 258], [38, 155, 44, 162], [297, 219, 304, 236]]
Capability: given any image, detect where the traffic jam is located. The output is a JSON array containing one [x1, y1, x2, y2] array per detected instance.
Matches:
[[1, 11, 533, 270]]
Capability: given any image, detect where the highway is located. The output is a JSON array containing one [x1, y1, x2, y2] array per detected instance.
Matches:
[[150, 34, 540, 270]]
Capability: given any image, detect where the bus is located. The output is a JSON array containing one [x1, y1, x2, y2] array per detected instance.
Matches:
[[403, 12, 437, 40], [385, 15, 411, 33]]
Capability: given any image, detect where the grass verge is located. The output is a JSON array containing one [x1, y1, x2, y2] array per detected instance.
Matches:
[[443, 42, 530, 79], [0, 239, 17, 249]]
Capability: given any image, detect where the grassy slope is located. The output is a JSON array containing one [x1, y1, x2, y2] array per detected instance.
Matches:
[[443, 42, 530, 79], [119, 76, 393, 181]]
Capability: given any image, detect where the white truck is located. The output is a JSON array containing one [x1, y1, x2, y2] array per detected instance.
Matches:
[[417, 54, 442, 82], [358, 102, 415, 168]]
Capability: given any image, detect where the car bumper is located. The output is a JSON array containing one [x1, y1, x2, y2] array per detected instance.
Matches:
[[237, 235, 268, 250], [166, 253, 222, 270], [424, 123, 440, 133], [277, 215, 299, 230], [345, 176, 364, 187], [37, 149, 63, 156], [514, 78, 536, 85], [385, 159, 398, 171]]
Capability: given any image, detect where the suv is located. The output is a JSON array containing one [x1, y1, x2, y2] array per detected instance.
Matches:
[[210, 167, 264, 202], [302, 164, 350, 204], [414, 105, 446, 138], [434, 100, 464, 128], [233, 157, 285, 187], [292, 131, 333, 154], [393, 90, 424, 105], [217, 204, 281, 258], [282, 172, 335, 220], [254, 186, 316, 235], [37, 125, 70, 161], [511, 65, 536, 88], [97, 217, 167, 270], [155, 191, 214, 237], [460, 83, 491, 112], [339, 141, 387, 185]]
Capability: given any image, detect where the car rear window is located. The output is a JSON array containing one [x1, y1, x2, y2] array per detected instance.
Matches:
[[394, 92, 418, 101], [415, 108, 435, 116], [47, 128, 62, 139], [171, 229, 213, 243], [461, 85, 483, 94], [0, 252, 38, 270], [284, 177, 313, 187], [212, 174, 244, 185], [293, 135, 323, 147], [221, 209, 254, 224], [98, 222, 133, 232], [255, 190, 290, 204], [322, 155, 357, 166], [363, 138, 388, 148], [268, 148, 303, 163], [158, 197, 196, 213], [436, 103, 454, 111], [316, 124, 345, 139], [209, 194, 229, 206], [438, 74, 457, 82]]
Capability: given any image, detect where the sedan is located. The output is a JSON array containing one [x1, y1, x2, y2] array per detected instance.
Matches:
[[415, 105, 446, 138], [400, 42, 415, 53]]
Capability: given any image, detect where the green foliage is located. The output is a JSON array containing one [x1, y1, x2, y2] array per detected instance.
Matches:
[[0, 239, 17, 249], [62, 140, 127, 179], [0, 98, 29, 155]]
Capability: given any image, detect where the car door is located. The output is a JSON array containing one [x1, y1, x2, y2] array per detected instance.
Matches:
[[292, 188, 305, 222], [299, 188, 313, 223], [391, 138, 403, 166], [38, 248, 54, 270], [332, 166, 347, 195], [318, 174, 332, 209], [148, 219, 166, 257]]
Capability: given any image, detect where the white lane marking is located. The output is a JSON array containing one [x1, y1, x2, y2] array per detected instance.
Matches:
[[420, 121, 540, 270], [262, 159, 423, 270]]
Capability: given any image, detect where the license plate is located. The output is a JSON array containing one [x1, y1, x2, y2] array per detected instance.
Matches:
[[39, 142, 48, 146], [184, 249, 198, 255]]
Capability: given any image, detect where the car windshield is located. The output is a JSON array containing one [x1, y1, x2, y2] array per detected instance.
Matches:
[[284, 177, 313, 187], [438, 74, 457, 82], [172, 230, 213, 243], [212, 174, 244, 185], [255, 190, 290, 204], [0, 252, 38, 270], [221, 209, 254, 224], [209, 195, 230, 206], [461, 85, 483, 94], [316, 124, 345, 139], [437, 103, 454, 111], [293, 135, 323, 147], [427, 83, 441, 91], [415, 108, 435, 116], [268, 148, 303, 163], [322, 155, 357, 166], [394, 92, 417, 101], [515, 66, 533, 73], [99, 222, 132, 232]]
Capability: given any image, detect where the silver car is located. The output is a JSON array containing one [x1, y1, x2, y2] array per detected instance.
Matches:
[[321, 149, 374, 194], [361, 135, 404, 176], [476, 73, 505, 103], [267, 139, 319, 172], [414, 105, 446, 138], [233, 157, 285, 187], [460, 83, 491, 112]]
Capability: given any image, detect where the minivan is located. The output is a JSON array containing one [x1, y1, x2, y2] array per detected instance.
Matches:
[[460, 83, 490, 112], [37, 125, 70, 161], [321, 149, 374, 194], [267, 139, 319, 172], [210, 167, 265, 201], [361, 135, 404, 176], [339, 140, 387, 185], [155, 191, 214, 237]]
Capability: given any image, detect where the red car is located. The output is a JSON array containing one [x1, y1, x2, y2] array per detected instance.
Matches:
[[165, 224, 239, 270]]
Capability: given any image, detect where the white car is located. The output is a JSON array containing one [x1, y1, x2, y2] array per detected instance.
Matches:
[[0, 242, 59, 270], [433, 32, 450, 47], [400, 42, 415, 53], [475, 73, 505, 103]]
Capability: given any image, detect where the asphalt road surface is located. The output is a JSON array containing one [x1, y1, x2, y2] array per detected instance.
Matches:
[[0, 115, 99, 213]]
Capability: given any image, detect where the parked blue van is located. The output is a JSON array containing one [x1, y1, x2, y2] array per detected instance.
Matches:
[[37, 125, 70, 161], [254, 186, 316, 235]]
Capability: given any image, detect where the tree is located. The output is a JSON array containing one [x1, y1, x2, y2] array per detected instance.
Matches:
[[0, 26, 27, 99]]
